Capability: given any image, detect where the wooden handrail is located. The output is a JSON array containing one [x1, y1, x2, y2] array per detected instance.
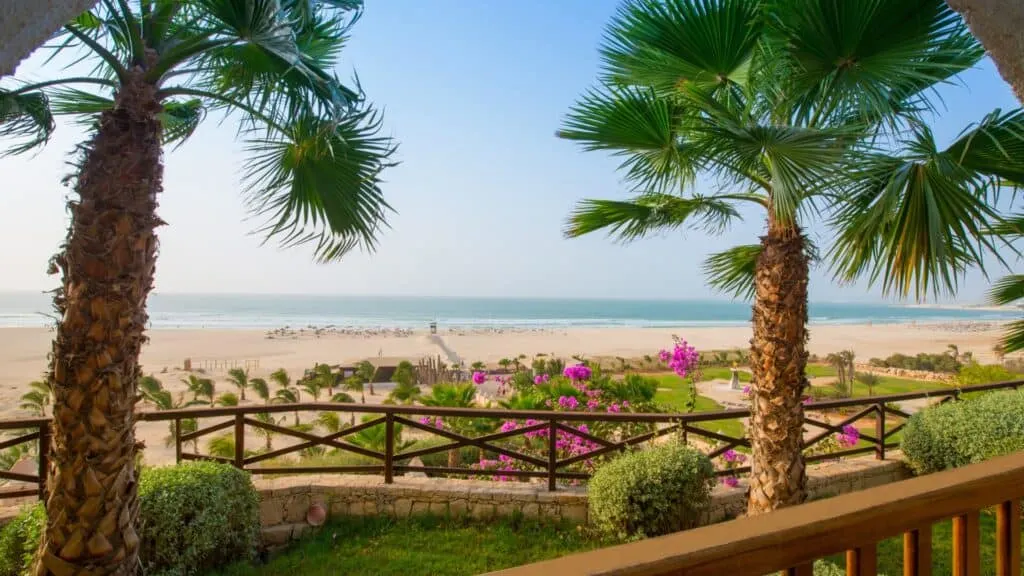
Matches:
[[486, 450, 1024, 576]]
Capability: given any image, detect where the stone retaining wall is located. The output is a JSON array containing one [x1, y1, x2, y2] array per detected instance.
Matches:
[[255, 455, 911, 547]]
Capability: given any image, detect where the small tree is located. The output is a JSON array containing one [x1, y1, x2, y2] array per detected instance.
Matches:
[[393, 361, 416, 387], [855, 373, 881, 397], [272, 389, 301, 426], [227, 368, 250, 401], [356, 360, 377, 396], [183, 375, 215, 407], [344, 376, 365, 404], [216, 393, 240, 407], [249, 378, 271, 404], [19, 380, 52, 417]]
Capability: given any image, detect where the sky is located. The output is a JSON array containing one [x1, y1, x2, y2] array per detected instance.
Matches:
[[0, 0, 1020, 303]]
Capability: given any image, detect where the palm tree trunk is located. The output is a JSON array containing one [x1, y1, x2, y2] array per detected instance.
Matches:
[[747, 220, 809, 516], [35, 67, 162, 575], [945, 0, 1024, 104]]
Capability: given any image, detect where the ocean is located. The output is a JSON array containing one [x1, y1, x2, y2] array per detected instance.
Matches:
[[0, 292, 1017, 330]]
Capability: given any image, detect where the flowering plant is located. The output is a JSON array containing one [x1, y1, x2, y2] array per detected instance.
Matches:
[[835, 424, 860, 448], [563, 363, 592, 382], [718, 449, 747, 488], [471, 371, 486, 385]]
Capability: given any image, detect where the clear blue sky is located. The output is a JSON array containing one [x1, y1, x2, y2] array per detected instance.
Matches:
[[0, 1, 1020, 302]]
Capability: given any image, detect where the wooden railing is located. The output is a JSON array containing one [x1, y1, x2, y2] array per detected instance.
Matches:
[[487, 449, 1024, 576], [0, 379, 1021, 500]]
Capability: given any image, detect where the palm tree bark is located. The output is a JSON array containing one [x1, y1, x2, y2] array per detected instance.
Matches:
[[1, 0, 97, 77], [747, 220, 809, 516], [946, 0, 1024, 103], [35, 64, 162, 575]]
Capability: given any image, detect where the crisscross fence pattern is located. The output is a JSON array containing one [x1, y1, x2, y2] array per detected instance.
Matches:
[[0, 379, 1021, 500]]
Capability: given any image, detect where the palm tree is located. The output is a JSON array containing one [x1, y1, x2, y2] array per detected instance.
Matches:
[[314, 364, 339, 396], [558, 0, 1021, 514], [227, 368, 250, 402], [0, 1, 394, 570], [420, 383, 479, 467], [249, 377, 270, 404], [356, 360, 376, 396], [855, 373, 881, 397], [344, 375, 365, 404], [252, 412, 278, 452], [316, 412, 344, 434], [388, 381, 421, 405], [270, 368, 293, 395], [183, 374, 216, 407], [272, 388, 301, 426], [331, 391, 356, 425], [139, 377, 202, 451], [19, 380, 52, 417], [299, 377, 323, 402]]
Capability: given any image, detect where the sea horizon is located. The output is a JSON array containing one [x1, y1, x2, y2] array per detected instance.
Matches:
[[0, 291, 1017, 330]]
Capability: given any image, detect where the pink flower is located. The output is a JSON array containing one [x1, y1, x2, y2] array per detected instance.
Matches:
[[586, 399, 600, 411], [742, 385, 751, 395], [472, 371, 487, 385], [622, 400, 630, 408], [607, 403, 620, 413], [499, 420, 518, 433], [557, 396, 579, 410], [723, 449, 738, 463], [563, 364, 592, 381], [533, 374, 550, 385], [723, 476, 739, 488]]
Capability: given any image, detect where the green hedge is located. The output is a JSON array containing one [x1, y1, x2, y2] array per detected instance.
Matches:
[[0, 503, 44, 576], [588, 442, 715, 541], [901, 389, 1024, 474], [0, 462, 259, 576], [139, 461, 260, 575]]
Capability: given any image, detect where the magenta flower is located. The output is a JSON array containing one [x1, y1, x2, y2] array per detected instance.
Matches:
[[802, 397, 813, 405], [499, 420, 518, 433], [472, 371, 486, 385], [533, 374, 550, 385], [622, 400, 630, 408], [742, 385, 751, 395], [557, 396, 579, 410], [586, 399, 600, 411], [723, 476, 739, 488], [723, 449, 738, 463], [607, 403, 621, 413], [664, 340, 700, 378], [563, 364, 592, 381]]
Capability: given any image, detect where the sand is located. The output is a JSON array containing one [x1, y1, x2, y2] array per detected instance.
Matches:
[[0, 322, 1008, 465]]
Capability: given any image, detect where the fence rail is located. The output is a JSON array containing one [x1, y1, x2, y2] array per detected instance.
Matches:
[[488, 449, 1024, 576], [1, 379, 1022, 500]]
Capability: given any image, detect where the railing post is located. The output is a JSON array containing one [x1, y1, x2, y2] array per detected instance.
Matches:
[[234, 414, 245, 469], [996, 500, 1021, 576], [384, 412, 394, 485], [37, 421, 50, 502], [875, 402, 886, 460], [547, 419, 557, 492], [174, 418, 182, 463]]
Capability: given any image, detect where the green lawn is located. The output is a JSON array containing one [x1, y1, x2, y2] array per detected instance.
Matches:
[[806, 364, 837, 378], [217, 512, 1024, 576], [817, 512, 1023, 575], [214, 516, 605, 576], [647, 373, 746, 441]]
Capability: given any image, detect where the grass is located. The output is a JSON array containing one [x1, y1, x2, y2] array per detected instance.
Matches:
[[215, 515, 605, 576], [216, 511, 1024, 576], [647, 373, 746, 441], [817, 512, 1023, 575]]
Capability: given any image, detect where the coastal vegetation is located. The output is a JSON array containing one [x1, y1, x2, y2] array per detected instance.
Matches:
[[556, 0, 1023, 514], [0, 0, 396, 569]]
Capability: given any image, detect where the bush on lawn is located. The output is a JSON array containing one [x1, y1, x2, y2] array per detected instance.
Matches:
[[588, 441, 714, 541], [0, 503, 44, 576], [139, 461, 260, 575], [902, 389, 1024, 474]]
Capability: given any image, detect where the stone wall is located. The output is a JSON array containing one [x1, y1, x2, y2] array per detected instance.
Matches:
[[255, 455, 911, 547], [853, 364, 952, 382]]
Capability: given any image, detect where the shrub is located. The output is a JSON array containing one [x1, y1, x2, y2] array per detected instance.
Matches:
[[588, 442, 714, 540], [902, 389, 1024, 474], [0, 503, 44, 576], [139, 462, 260, 576]]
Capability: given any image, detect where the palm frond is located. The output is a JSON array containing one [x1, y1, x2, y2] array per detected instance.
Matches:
[[48, 87, 114, 130], [828, 125, 1003, 300], [0, 90, 55, 156], [703, 238, 819, 301], [703, 244, 760, 301], [989, 275, 1024, 307], [998, 319, 1024, 355], [601, 0, 762, 93], [558, 86, 694, 191], [242, 109, 397, 263], [945, 109, 1024, 185], [770, 0, 982, 125], [564, 193, 742, 241], [160, 99, 206, 148]]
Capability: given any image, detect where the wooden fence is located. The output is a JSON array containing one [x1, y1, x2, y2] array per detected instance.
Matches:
[[0, 379, 1021, 501], [489, 449, 1024, 576]]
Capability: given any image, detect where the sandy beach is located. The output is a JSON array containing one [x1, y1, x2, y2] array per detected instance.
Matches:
[[0, 322, 1008, 465]]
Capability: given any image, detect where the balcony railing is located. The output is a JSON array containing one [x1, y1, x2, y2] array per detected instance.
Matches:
[[0, 379, 1021, 500], [487, 449, 1024, 576]]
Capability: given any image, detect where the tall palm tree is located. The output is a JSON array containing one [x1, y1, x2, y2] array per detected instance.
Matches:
[[227, 368, 250, 402], [299, 376, 323, 402], [252, 412, 278, 452], [0, 1, 394, 572], [558, 0, 1022, 514]]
